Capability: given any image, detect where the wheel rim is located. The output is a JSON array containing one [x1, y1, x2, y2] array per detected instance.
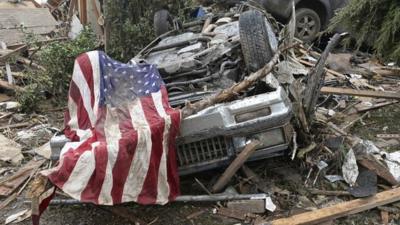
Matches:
[[296, 15, 318, 40]]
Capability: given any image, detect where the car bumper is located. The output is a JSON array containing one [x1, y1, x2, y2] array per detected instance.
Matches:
[[176, 83, 292, 175]]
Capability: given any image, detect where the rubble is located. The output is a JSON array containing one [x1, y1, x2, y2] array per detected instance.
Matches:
[[0, 1, 399, 225], [0, 133, 23, 165]]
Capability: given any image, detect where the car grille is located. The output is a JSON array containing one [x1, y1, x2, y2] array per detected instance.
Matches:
[[177, 136, 229, 166]]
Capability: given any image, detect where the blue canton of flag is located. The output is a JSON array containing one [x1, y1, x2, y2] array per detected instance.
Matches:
[[99, 51, 164, 107]]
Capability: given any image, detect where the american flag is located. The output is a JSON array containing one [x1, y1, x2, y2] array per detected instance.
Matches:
[[42, 51, 181, 205]]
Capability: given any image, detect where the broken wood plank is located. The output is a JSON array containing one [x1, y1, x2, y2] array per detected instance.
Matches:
[[321, 87, 400, 100], [356, 154, 398, 186], [0, 192, 17, 210], [0, 122, 30, 130], [212, 140, 260, 193], [298, 59, 347, 79], [354, 101, 398, 113], [241, 165, 271, 194], [0, 159, 45, 196], [381, 210, 389, 225], [0, 42, 13, 84], [308, 189, 351, 196], [0, 94, 11, 103], [271, 186, 400, 225], [0, 133, 23, 165], [377, 134, 400, 139], [303, 33, 342, 120], [0, 44, 27, 62]]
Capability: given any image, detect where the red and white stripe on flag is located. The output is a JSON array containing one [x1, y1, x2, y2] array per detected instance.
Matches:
[[42, 51, 181, 205]]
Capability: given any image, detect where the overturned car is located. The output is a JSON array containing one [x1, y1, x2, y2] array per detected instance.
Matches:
[[51, 10, 293, 175]]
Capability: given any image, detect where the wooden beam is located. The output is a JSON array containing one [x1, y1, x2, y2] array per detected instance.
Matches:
[[303, 33, 342, 120], [79, 0, 88, 25], [356, 154, 398, 186], [0, 159, 45, 196], [321, 87, 400, 100], [271, 186, 400, 225], [211, 140, 260, 193]]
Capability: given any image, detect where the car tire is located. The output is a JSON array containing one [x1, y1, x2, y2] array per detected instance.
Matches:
[[154, 9, 173, 37], [295, 8, 321, 42], [239, 10, 278, 72]]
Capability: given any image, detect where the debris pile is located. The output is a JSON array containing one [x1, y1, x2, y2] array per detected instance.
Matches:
[[0, 1, 400, 225]]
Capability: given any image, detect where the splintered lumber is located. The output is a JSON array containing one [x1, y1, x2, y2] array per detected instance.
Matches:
[[303, 33, 342, 119], [271, 186, 400, 225], [212, 140, 260, 193], [354, 100, 398, 113], [356, 154, 398, 186], [0, 41, 13, 84], [0, 159, 45, 196], [0, 122, 30, 130], [321, 87, 400, 100], [298, 59, 346, 79], [0, 192, 17, 210], [308, 189, 351, 196]]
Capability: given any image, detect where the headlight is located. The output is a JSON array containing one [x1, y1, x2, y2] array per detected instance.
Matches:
[[232, 128, 286, 150], [234, 107, 271, 123], [250, 128, 285, 149]]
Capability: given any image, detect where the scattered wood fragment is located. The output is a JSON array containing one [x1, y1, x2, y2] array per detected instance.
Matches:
[[186, 209, 207, 220], [0, 122, 30, 130], [356, 153, 398, 186], [0, 44, 27, 62], [227, 199, 266, 214], [341, 112, 369, 131], [298, 59, 346, 79], [0, 94, 11, 102], [377, 206, 400, 214], [216, 207, 257, 221], [303, 33, 342, 120], [211, 140, 260, 193], [0, 133, 23, 165], [377, 134, 400, 139], [5, 209, 31, 224], [381, 210, 389, 225], [241, 165, 271, 194], [271, 186, 400, 225], [0, 192, 17, 210], [297, 142, 317, 158], [321, 87, 400, 100], [17, 57, 46, 71], [0, 41, 13, 84], [354, 100, 398, 114], [308, 189, 351, 196], [0, 159, 45, 196]]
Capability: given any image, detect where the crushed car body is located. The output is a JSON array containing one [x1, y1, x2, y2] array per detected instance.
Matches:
[[50, 9, 293, 176]]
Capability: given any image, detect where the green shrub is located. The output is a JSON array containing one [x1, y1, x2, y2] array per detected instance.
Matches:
[[17, 28, 97, 112], [329, 0, 400, 63], [104, 0, 196, 61]]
